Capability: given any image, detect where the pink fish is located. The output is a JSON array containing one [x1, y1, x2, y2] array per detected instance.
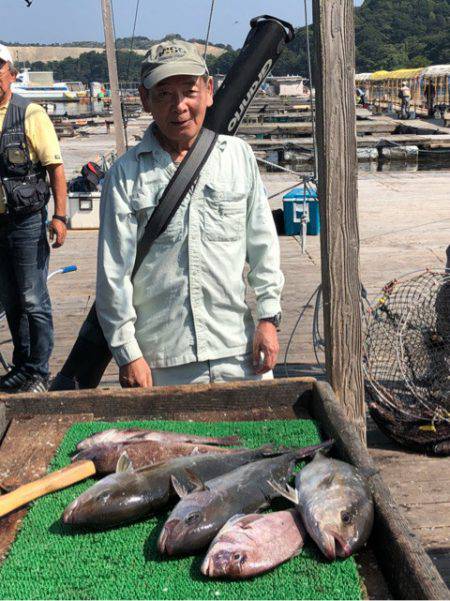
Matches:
[[201, 509, 305, 578], [76, 428, 240, 451]]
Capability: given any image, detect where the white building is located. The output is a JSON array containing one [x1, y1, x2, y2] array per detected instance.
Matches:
[[269, 76, 304, 96]]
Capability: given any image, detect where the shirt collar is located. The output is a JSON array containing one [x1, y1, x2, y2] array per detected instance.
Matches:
[[135, 122, 228, 159]]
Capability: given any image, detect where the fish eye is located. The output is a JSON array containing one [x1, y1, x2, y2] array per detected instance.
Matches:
[[341, 511, 352, 524], [185, 512, 200, 525], [233, 552, 245, 564]]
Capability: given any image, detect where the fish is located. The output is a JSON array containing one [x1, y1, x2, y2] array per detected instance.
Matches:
[[201, 509, 306, 579], [62, 447, 283, 528], [76, 428, 241, 451], [271, 452, 374, 560], [157, 440, 332, 556], [72, 440, 235, 475]]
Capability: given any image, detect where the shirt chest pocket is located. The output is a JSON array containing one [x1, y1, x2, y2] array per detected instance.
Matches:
[[131, 186, 184, 244], [202, 184, 247, 242]]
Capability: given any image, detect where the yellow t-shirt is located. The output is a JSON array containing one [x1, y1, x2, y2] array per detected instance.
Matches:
[[0, 100, 62, 214]]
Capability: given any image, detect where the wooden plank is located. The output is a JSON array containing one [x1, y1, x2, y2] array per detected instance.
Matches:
[[0, 377, 314, 420], [312, 381, 449, 600], [420, 528, 450, 550], [396, 503, 450, 530], [0, 402, 7, 442], [371, 479, 450, 505], [247, 133, 450, 149], [372, 457, 450, 477], [0, 414, 93, 562], [312, 0, 365, 441], [238, 120, 398, 136]]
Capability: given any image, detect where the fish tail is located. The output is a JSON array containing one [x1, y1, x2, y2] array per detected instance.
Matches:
[[292, 439, 333, 461]]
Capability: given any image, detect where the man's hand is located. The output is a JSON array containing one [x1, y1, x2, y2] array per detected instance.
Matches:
[[48, 218, 67, 248], [119, 357, 153, 388], [252, 321, 280, 374]]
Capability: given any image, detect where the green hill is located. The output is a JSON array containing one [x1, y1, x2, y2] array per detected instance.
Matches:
[[355, 0, 450, 71], [213, 0, 450, 76]]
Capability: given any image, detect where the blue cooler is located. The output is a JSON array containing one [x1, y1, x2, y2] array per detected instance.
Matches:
[[282, 186, 320, 236]]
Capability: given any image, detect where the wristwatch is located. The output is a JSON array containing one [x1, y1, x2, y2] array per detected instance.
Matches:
[[52, 214, 68, 225], [259, 312, 282, 328]]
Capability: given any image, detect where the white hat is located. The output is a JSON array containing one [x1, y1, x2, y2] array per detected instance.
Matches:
[[0, 44, 13, 65]]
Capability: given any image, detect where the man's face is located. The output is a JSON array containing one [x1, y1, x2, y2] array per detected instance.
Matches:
[[140, 74, 213, 145], [0, 61, 15, 104]]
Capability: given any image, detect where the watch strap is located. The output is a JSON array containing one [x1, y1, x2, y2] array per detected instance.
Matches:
[[52, 214, 68, 224]]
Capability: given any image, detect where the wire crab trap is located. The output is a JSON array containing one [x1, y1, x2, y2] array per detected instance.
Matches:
[[364, 269, 450, 455]]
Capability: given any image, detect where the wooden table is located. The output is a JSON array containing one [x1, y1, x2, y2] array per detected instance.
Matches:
[[0, 378, 448, 600]]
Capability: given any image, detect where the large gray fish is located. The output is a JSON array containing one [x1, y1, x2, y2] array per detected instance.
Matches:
[[201, 509, 306, 579], [76, 428, 240, 451], [272, 452, 374, 560], [158, 440, 332, 556], [72, 440, 235, 475], [62, 447, 283, 528]]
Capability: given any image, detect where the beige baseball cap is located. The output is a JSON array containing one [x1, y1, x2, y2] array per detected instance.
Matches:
[[141, 39, 208, 90], [0, 44, 13, 65]]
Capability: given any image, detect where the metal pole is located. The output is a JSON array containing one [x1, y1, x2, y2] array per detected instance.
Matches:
[[101, 0, 126, 156]]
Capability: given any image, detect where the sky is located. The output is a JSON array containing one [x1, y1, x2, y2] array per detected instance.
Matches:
[[1, 0, 364, 49]]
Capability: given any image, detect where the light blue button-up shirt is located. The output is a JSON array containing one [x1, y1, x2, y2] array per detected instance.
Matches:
[[96, 125, 284, 368]]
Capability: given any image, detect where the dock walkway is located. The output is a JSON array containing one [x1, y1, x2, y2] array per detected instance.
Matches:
[[0, 122, 448, 589]]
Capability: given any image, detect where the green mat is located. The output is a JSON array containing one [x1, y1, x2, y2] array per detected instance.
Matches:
[[0, 419, 362, 600]]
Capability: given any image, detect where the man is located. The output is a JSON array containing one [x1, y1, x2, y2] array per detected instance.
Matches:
[[424, 81, 436, 118], [96, 40, 284, 387], [399, 81, 411, 119], [0, 44, 67, 393], [356, 86, 366, 106]]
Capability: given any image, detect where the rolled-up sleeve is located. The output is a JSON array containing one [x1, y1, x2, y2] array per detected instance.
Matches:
[[96, 164, 143, 366], [245, 149, 284, 319]]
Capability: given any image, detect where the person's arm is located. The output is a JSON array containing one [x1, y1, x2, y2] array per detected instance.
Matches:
[[244, 145, 284, 374], [24, 104, 67, 248], [46, 163, 67, 248], [96, 164, 152, 388]]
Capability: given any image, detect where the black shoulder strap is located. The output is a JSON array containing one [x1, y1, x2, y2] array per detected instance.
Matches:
[[1, 94, 29, 139], [132, 127, 218, 280]]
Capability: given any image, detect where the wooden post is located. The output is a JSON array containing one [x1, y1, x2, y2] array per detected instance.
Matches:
[[101, 0, 126, 156], [312, 0, 366, 442]]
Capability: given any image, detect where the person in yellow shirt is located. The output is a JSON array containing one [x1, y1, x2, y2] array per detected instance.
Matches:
[[0, 44, 67, 393]]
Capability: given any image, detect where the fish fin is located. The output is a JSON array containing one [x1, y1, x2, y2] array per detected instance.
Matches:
[[267, 479, 299, 504], [71, 450, 82, 462], [184, 468, 209, 492], [294, 440, 334, 461], [236, 514, 262, 529], [317, 472, 335, 489], [170, 475, 192, 498], [115, 451, 134, 473], [222, 513, 248, 531]]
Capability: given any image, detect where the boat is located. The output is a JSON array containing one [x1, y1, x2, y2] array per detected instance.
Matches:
[[11, 70, 78, 102]]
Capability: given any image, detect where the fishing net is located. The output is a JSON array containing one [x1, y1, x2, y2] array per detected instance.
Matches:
[[364, 269, 450, 454]]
